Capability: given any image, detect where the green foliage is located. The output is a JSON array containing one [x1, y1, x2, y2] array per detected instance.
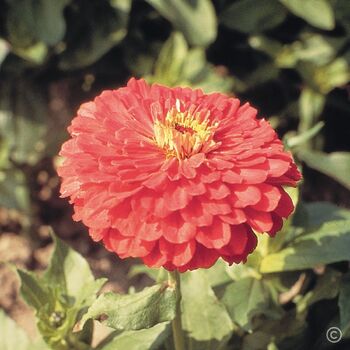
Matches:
[[96, 323, 170, 350], [298, 151, 350, 190], [181, 270, 233, 349], [81, 283, 176, 330], [146, 32, 235, 93], [220, 0, 287, 33], [146, 0, 217, 46], [14, 232, 176, 350], [304, 201, 350, 227], [298, 88, 325, 135], [222, 277, 282, 331], [17, 233, 106, 350], [261, 220, 350, 273], [0, 168, 30, 212], [126, 197, 350, 347], [7, 203, 350, 349], [279, 0, 335, 30], [59, 0, 132, 70]]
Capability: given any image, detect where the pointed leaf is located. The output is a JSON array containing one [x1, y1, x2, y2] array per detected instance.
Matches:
[[181, 270, 233, 349], [297, 269, 342, 314], [17, 269, 49, 311], [279, 0, 335, 30], [81, 283, 176, 330], [17, 232, 106, 350], [298, 151, 350, 190], [32, 0, 71, 45], [0, 80, 48, 165], [146, 0, 217, 46], [0, 169, 30, 213], [221, 278, 282, 330], [153, 32, 188, 86], [44, 234, 96, 299], [59, 0, 131, 69], [221, 0, 287, 33], [97, 322, 170, 350], [260, 220, 350, 272], [285, 121, 324, 148], [297, 58, 349, 94], [298, 87, 325, 135], [305, 201, 350, 228]]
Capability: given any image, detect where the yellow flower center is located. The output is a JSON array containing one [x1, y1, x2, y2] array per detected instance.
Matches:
[[153, 100, 219, 159]]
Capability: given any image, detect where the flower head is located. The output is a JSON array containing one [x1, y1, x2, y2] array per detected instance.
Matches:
[[58, 78, 301, 272]]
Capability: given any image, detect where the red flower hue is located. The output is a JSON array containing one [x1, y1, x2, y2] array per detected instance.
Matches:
[[58, 78, 301, 272]]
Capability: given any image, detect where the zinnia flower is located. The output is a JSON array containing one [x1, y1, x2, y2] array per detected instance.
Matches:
[[58, 78, 301, 272]]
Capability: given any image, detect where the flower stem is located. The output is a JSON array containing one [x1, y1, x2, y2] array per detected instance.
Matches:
[[168, 270, 186, 350]]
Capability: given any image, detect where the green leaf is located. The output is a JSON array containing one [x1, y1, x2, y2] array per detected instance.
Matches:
[[44, 234, 100, 300], [59, 0, 131, 69], [221, 278, 282, 330], [297, 58, 350, 94], [81, 283, 176, 331], [248, 35, 286, 63], [339, 273, 350, 336], [17, 269, 49, 311], [97, 322, 170, 350], [225, 255, 262, 281], [152, 32, 188, 86], [146, 0, 217, 46], [202, 259, 232, 287], [0, 79, 49, 165], [305, 201, 350, 228], [279, 0, 335, 30], [0, 168, 30, 213], [260, 220, 350, 273], [242, 311, 305, 350], [181, 48, 207, 82], [32, 0, 71, 45], [0, 309, 31, 350], [250, 33, 346, 69], [5, 0, 42, 49], [298, 87, 325, 135], [298, 150, 350, 190], [220, 0, 287, 34], [6, 0, 70, 47], [297, 269, 342, 314], [146, 32, 235, 93], [292, 34, 346, 66], [12, 42, 48, 65], [285, 121, 324, 149], [17, 232, 106, 350], [181, 270, 233, 349]]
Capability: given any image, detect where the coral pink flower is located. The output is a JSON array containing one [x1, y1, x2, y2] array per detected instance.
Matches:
[[58, 78, 301, 272]]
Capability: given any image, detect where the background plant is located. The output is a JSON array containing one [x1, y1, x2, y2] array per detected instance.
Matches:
[[0, 0, 349, 349]]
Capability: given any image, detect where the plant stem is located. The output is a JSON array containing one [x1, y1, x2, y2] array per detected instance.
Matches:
[[168, 270, 186, 350]]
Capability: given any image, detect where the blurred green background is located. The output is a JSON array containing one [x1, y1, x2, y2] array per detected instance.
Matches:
[[0, 0, 350, 348]]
